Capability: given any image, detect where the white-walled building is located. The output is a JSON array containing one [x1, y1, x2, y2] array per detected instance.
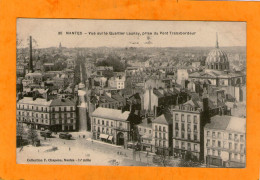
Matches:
[[91, 107, 130, 147], [204, 115, 246, 167], [16, 97, 77, 132]]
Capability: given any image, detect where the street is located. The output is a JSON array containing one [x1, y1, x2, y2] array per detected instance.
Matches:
[[17, 131, 157, 166]]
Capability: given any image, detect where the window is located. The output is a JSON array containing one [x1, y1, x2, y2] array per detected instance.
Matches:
[[212, 132, 216, 138], [41, 114, 43, 118], [187, 133, 191, 140], [187, 124, 191, 131], [212, 140, 216, 147], [218, 150, 221, 157], [240, 144, 244, 152], [159, 126, 161, 131], [229, 153, 232, 160], [218, 132, 221, 138], [159, 133, 161, 138], [175, 131, 179, 137], [163, 141, 166, 147], [194, 125, 197, 131], [163, 127, 166, 132], [102, 120, 104, 125], [181, 114, 184, 122], [175, 114, 179, 121], [175, 140, 179, 148], [181, 123, 185, 131], [181, 142, 185, 149], [187, 143, 191, 150], [235, 134, 238, 141], [194, 144, 198, 151], [207, 139, 210, 147], [181, 132, 185, 139], [163, 133, 166, 139], [155, 125, 158, 131], [194, 116, 197, 123], [98, 119, 100, 124], [229, 133, 232, 140], [106, 121, 109, 126], [187, 115, 191, 123], [235, 143, 238, 150], [207, 149, 210, 155], [194, 134, 197, 141], [207, 131, 210, 137], [229, 142, 232, 149], [218, 141, 221, 147], [240, 135, 244, 142], [149, 130, 151, 134], [155, 132, 157, 138], [144, 129, 146, 133], [213, 150, 216, 156], [70, 107, 73, 111], [175, 123, 179, 130]]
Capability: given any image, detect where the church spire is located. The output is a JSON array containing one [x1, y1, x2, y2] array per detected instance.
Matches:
[[216, 32, 219, 48]]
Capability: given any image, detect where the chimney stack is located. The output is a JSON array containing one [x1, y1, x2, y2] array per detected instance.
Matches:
[[29, 36, 33, 73]]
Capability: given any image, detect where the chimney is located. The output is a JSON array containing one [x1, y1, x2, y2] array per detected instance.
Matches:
[[203, 97, 209, 112], [29, 36, 33, 73], [154, 105, 157, 118]]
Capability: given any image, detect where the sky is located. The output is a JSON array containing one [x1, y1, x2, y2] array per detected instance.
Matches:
[[17, 19, 246, 48]]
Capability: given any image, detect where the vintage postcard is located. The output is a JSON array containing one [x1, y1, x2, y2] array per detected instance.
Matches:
[[16, 19, 246, 167]]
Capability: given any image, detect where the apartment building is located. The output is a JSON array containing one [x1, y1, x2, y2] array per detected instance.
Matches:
[[204, 115, 246, 168], [91, 107, 130, 147], [16, 97, 77, 132]]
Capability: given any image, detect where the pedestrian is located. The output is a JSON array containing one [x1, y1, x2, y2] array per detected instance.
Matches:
[[69, 147, 71, 151]]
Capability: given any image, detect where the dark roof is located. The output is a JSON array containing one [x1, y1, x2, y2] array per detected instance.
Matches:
[[50, 98, 76, 106], [204, 115, 231, 130], [153, 89, 164, 98], [138, 118, 152, 128]]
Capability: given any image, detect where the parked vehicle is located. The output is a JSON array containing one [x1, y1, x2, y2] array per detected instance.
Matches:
[[40, 130, 52, 138], [59, 133, 72, 140]]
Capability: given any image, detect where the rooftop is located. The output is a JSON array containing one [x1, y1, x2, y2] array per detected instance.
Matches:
[[205, 115, 246, 133], [92, 107, 130, 121]]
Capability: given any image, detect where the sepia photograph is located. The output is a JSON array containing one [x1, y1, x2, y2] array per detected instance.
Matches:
[[16, 19, 246, 167]]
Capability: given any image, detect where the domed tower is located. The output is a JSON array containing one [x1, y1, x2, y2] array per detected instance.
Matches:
[[205, 33, 229, 71]]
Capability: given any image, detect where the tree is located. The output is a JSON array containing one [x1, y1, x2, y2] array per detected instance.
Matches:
[[153, 149, 173, 167], [27, 126, 39, 146], [16, 123, 25, 147], [16, 123, 25, 137]]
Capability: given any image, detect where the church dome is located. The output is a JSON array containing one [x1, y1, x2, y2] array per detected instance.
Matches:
[[206, 48, 228, 63], [205, 33, 229, 71]]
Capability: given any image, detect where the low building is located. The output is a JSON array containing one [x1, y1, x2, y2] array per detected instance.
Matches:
[[152, 112, 173, 156], [16, 97, 77, 132], [204, 115, 246, 168], [136, 118, 153, 152], [91, 107, 131, 147], [108, 76, 125, 90]]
